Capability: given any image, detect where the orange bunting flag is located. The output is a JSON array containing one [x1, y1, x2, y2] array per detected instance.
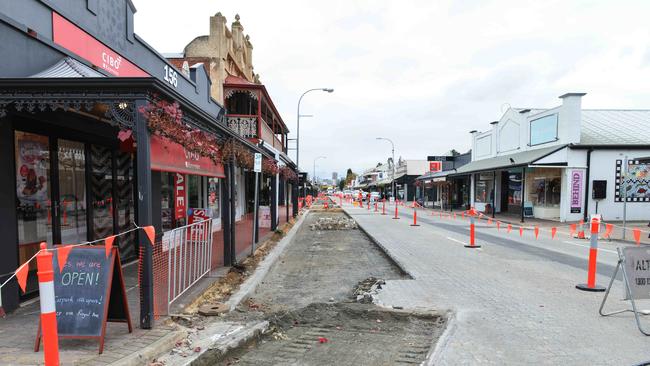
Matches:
[[569, 224, 577, 238], [534, 226, 539, 240], [507, 224, 512, 233], [105, 235, 116, 258], [633, 229, 642, 246], [551, 227, 557, 239], [487, 218, 493, 225], [57, 245, 74, 273], [144, 225, 156, 245], [519, 227, 524, 237], [604, 224, 614, 238], [15, 263, 29, 293], [496, 221, 501, 231]]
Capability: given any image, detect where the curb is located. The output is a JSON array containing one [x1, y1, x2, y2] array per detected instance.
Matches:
[[342, 207, 416, 279], [424, 310, 457, 366], [190, 321, 269, 366], [225, 211, 308, 311], [111, 328, 188, 366]]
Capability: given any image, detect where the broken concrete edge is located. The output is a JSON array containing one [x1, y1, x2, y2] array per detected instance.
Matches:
[[111, 328, 188, 366], [189, 321, 270, 366], [425, 310, 457, 366], [225, 210, 309, 311], [341, 208, 416, 280]]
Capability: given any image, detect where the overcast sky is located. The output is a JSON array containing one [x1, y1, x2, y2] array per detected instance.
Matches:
[[134, 0, 650, 180]]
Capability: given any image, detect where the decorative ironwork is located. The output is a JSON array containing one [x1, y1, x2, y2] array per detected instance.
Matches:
[[224, 88, 258, 101], [226, 116, 257, 138]]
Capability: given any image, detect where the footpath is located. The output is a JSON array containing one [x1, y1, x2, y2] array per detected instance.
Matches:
[[343, 201, 650, 365]]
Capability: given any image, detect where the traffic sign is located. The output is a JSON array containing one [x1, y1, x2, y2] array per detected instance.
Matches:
[[254, 153, 262, 173]]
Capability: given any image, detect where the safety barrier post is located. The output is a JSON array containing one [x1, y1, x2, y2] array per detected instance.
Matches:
[[411, 208, 420, 227], [36, 242, 60, 365], [393, 205, 400, 220], [576, 217, 605, 292], [382, 201, 386, 215], [465, 208, 481, 248], [374, 202, 378, 212]]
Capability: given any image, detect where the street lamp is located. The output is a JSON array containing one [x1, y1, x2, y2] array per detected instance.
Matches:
[[313, 156, 327, 188], [296, 88, 334, 170], [376, 137, 395, 199]]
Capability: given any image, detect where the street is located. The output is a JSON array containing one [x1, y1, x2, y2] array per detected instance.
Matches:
[[344, 200, 650, 365]]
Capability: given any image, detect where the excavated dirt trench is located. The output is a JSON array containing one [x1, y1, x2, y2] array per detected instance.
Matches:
[[197, 210, 446, 366]]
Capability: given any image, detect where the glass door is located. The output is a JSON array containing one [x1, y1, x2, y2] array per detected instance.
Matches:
[[56, 139, 87, 244], [14, 131, 52, 296]]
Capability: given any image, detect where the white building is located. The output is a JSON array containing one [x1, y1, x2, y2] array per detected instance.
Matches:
[[453, 93, 650, 222]]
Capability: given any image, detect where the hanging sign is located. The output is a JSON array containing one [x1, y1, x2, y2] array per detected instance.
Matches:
[[150, 136, 225, 178], [174, 173, 186, 220], [35, 247, 131, 354], [429, 161, 442, 172], [570, 170, 583, 213]]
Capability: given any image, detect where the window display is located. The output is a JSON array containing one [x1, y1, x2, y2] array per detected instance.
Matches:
[[525, 168, 561, 207]]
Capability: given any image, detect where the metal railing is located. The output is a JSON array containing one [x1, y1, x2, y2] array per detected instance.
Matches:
[[163, 218, 214, 312], [226, 116, 258, 138]]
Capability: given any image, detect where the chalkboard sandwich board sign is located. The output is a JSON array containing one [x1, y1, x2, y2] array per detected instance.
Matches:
[[34, 246, 132, 354]]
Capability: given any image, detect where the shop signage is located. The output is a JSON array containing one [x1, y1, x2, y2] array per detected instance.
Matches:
[[570, 169, 583, 213], [38, 247, 131, 353], [150, 136, 225, 177], [259, 206, 271, 228], [174, 173, 186, 220], [429, 161, 442, 172], [52, 12, 148, 77]]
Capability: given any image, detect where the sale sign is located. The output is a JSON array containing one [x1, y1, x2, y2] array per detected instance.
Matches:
[[174, 173, 186, 220], [429, 161, 442, 172]]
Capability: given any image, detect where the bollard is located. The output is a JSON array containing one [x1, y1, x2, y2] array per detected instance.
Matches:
[[36, 242, 60, 365], [382, 201, 386, 215], [393, 205, 400, 220], [576, 218, 606, 292], [367, 200, 370, 210], [465, 209, 481, 248], [411, 208, 420, 227], [374, 202, 378, 212]]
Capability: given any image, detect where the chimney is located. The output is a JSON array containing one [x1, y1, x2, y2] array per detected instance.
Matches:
[[559, 92, 586, 144]]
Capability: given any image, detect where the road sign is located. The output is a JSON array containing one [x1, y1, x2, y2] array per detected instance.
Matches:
[[254, 153, 262, 173]]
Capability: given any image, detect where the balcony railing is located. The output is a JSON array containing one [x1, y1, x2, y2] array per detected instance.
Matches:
[[226, 116, 258, 138]]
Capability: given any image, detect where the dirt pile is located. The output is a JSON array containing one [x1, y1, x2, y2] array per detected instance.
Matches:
[[352, 277, 386, 304], [309, 217, 357, 230]]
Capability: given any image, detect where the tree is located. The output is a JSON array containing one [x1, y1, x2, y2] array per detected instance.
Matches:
[[344, 168, 357, 187], [338, 179, 345, 190]]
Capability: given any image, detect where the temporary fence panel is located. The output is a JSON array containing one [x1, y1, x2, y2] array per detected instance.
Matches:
[[164, 219, 213, 313]]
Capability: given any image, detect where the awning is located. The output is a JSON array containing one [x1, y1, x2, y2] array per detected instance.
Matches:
[[150, 135, 225, 178], [452, 145, 568, 175], [417, 169, 455, 181], [29, 57, 105, 78]]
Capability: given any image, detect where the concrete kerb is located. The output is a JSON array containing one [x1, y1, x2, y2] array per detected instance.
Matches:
[[225, 210, 309, 311], [189, 321, 269, 366], [112, 328, 188, 366], [424, 310, 457, 366], [341, 207, 416, 280]]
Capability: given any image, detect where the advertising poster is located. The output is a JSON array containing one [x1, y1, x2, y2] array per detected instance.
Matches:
[[259, 206, 271, 228], [570, 170, 583, 213], [15, 133, 49, 204]]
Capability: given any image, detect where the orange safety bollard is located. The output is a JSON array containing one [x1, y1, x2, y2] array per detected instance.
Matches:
[[382, 201, 386, 215], [411, 208, 420, 227], [465, 208, 481, 248], [393, 205, 400, 220], [374, 202, 378, 212], [576, 217, 606, 292], [36, 242, 60, 365]]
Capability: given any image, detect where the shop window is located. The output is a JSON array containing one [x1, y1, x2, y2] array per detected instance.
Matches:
[[526, 169, 561, 207], [474, 174, 494, 204], [208, 177, 220, 218], [57, 139, 87, 244], [507, 171, 522, 205], [160, 172, 174, 231], [90, 144, 113, 241]]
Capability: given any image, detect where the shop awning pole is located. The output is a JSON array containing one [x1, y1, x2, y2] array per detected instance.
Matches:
[[135, 99, 154, 329]]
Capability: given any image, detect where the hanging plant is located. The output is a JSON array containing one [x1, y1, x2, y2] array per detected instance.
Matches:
[[262, 158, 279, 175], [279, 166, 299, 182], [137, 96, 222, 164], [220, 138, 254, 169]]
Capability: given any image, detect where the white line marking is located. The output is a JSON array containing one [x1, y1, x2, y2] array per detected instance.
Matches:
[[561, 240, 617, 254], [446, 237, 467, 245]]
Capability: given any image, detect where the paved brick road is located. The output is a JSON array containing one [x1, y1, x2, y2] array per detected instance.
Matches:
[[344, 202, 650, 365]]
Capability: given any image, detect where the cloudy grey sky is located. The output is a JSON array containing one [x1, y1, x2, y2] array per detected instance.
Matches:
[[134, 0, 650, 179]]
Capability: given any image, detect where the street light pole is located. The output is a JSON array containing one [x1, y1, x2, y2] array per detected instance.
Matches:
[[296, 88, 334, 171], [376, 137, 395, 200], [313, 156, 327, 190]]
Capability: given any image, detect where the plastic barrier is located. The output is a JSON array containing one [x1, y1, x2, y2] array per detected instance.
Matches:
[[411, 208, 420, 227], [36, 242, 60, 365], [576, 217, 606, 292]]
